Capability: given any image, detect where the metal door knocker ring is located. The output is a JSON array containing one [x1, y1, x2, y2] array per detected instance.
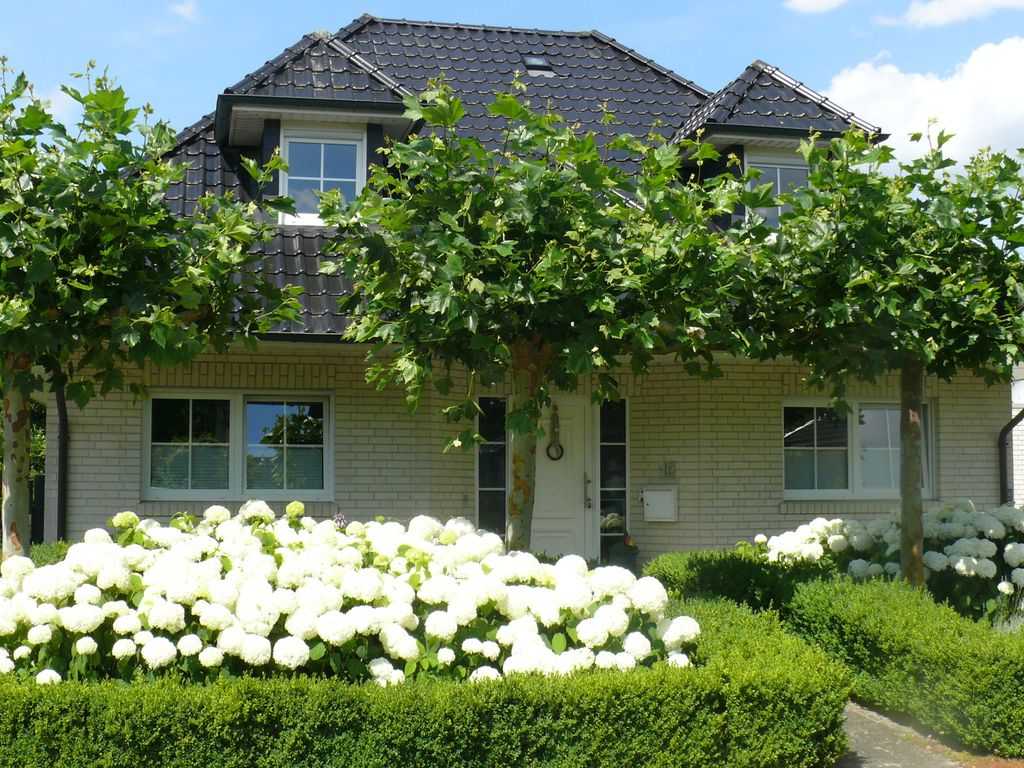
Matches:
[[546, 404, 564, 461]]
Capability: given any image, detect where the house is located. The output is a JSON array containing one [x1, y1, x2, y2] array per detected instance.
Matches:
[[42, 15, 1013, 562]]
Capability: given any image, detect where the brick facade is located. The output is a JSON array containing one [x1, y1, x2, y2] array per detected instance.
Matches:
[[46, 345, 1010, 560]]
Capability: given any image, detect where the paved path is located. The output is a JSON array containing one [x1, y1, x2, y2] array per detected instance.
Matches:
[[837, 702, 963, 768]]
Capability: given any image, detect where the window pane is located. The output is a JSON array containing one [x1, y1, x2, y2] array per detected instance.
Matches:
[[191, 445, 230, 489], [779, 166, 808, 193], [288, 178, 320, 214], [600, 400, 626, 443], [859, 408, 892, 449], [285, 402, 324, 446], [323, 143, 356, 179], [817, 450, 849, 489], [248, 402, 285, 445], [247, 445, 284, 490], [784, 449, 815, 489], [323, 179, 357, 202], [478, 398, 506, 443], [783, 407, 815, 448], [151, 445, 189, 489], [815, 408, 848, 448], [600, 491, 627, 532], [600, 445, 627, 489], [478, 443, 506, 489], [192, 399, 230, 443], [286, 447, 324, 490], [751, 165, 780, 194], [288, 141, 321, 178], [478, 490, 505, 536], [861, 449, 895, 489], [152, 399, 189, 443]]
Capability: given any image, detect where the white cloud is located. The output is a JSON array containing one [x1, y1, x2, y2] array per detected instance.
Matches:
[[168, 0, 199, 23], [880, 0, 1024, 27], [783, 0, 850, 12], [40, 86, 80, 124], [826, 37, 1024, 161]]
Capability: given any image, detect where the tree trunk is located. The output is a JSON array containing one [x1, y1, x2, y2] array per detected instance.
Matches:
[[899, 358, 925, 584], [506, 366, 537, 551], [2, 381, 31, 559]]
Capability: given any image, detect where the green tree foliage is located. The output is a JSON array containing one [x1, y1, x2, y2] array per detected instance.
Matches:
[[753, 128, 1024, 582], [0, 64, 300, 556], [324, 85, 756, 550]]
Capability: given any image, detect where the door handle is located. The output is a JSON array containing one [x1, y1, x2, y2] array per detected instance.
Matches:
[[584, 472, 593, 510]]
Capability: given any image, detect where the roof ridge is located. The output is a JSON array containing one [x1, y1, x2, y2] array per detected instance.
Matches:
[[336, 12, 377, 39], [323, 36, 414, 99], [173, 112, 215, 146], [756, 60, 880, 134], [587, 30, 711, 99], [357, 15, 593, 37]]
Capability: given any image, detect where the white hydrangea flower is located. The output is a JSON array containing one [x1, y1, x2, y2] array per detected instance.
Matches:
[[35, 669, 61, 684], [141, 637, 177, 669], [469, 666, 501, 682], [239, 635, 272, 666], [667, 652, 691, 668], [437, 647, 455, 666], [177, 634, 203, 657], [238, 500, 275, 524], [462, 638, 484, 655], [111, 511, 140, 528], [424, 611, 458, 642], [922, 551, 949, 572], [998, 580, 1015, 596], [13, 645, 31, 660], [27, 625, 52, 646], [111, 639, 137, 659], [628, 577, 668, 617], [594, 650, 617, 669], [660, 616, 700, 651], [0, 657, 13, 675], [75, 636, 98, 656], [847, 559, 872, 579], [623, 631, 652, 660], [316, 611, 356, 646], [199, 646, 224, 668], [0, 556, 34, 582], [273, 636, 310, 669]]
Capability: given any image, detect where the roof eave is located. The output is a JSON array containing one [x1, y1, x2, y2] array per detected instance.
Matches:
[[215, 93, 411, 145]]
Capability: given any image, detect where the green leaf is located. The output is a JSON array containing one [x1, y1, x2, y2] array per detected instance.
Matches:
[[309, 642, 327, 661], [551, 632, 567, 653]]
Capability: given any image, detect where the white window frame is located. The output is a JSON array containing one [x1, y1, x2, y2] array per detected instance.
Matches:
[[745, 148, 808, 225], [142, 389, 334, 502], [782, 397, 934, 501], [280, 125, 366, 226]]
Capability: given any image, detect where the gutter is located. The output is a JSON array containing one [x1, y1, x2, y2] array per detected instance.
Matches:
[[999, 407, 1024, 504]]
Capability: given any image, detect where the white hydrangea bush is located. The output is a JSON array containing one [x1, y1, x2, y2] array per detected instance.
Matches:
[[750, 499, 1024, 619], [0, 501, 698, 684]]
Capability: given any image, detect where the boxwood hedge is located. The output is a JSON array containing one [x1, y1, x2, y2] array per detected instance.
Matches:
[[0, 599, 849, 768], [644, 549, 834, 612], [788, 577, 1024, 757]]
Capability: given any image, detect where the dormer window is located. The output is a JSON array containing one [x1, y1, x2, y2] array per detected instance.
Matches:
[[281, 127, 366, 225], [747, 153, 808, 226]]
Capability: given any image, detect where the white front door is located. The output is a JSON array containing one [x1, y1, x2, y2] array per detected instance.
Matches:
[[531, 396, 596, 559]]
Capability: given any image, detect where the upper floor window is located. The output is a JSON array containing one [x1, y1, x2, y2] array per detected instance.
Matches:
[[749, 163, 808, 226], [281, 128, 366, 225]]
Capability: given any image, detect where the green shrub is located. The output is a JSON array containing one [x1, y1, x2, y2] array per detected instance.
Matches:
[[0, 598, 848, 768], [28, 540, 70, 567], [789, 577, 1024, 757], [645, 549, 834, 611]]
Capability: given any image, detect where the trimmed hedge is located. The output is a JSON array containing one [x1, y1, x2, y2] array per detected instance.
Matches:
[[789, 578, 1024, 757], [0, 599, 849, 768], [28, 540, 70, 567], [645, 549, 834, 611]]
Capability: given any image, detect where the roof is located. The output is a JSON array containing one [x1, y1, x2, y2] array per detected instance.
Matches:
[[164, 16, 879, 337], [671, 60, 881, 143]]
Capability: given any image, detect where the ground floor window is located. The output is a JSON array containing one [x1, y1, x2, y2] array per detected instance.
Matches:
[[476, 397, 507, 537], [599, 399, 628, 562], [783, 400, 932, 499], [144, 392, 330, 501]]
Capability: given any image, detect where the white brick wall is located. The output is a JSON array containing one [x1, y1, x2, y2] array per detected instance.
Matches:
[[45, 347, 1009, 558]]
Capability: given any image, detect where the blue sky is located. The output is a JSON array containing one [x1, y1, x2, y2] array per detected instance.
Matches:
[[2, 0, 1022, 159]]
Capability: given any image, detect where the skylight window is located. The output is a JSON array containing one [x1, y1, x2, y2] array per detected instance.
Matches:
[[521, 54, 555, 78]]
